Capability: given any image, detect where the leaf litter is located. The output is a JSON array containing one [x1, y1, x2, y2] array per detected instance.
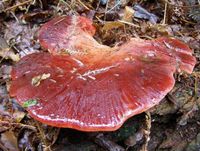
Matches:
[[0, 0, 200, 150]]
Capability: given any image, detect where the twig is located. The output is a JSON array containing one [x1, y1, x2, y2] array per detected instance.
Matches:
[[77, 0, 90, 10], [180, 18, 196, 25], [166, 93, 179, 107], [59, 0, 73, 10], [0, 142, 9, 151], [117, 20, 140, 28], [139, 35, 153, 40], [96, 0, 101, 11], [165, 0, 200, 8], [178, 101, 198, 126], [0, 120, 37, 131], [70, 0, 75, 7], [162, 0, 168, 25], [178, 73, 199, 125], [140, 112, 151, 151], [57, 0, 78, 15], [35, 121, 52, 151], [0, 37, 11, 64], [104, 0, 110, 21], [105, 0, 121, 14], [10, 11, 19, 23], [4, 0, 33, 11], [95, 133, 125, 151], [50, 128, 60, 146], [194, 73, 198, 100], [95, 16, 104, 24]]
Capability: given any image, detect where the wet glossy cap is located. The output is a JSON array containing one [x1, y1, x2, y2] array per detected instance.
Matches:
[[10, 16, 196, 131]]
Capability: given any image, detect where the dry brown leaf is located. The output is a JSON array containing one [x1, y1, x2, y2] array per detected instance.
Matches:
[[0, 130, 19, 151], [31, 73, 51, 87], [102, 21, 124, 32], [122, 6, 135, 22], [0, 37, 19, 62]]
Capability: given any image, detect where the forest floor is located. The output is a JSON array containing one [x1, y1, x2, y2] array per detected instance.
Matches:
[[0, 0, 200, 151]]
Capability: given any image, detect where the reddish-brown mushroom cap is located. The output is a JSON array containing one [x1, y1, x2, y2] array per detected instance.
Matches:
[[10, 16, 196, 131], [38, 16, 100, 54]]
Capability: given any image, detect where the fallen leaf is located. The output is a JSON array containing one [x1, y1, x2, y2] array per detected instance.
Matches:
[[4, 20, 39, 57], [122, 6, 135, 22], [0, 130, 19, 151], [31, 73, 51, 87], [133, 4, 158, 24], [102, 21, 124, 32], [0, 37, 19, 62]]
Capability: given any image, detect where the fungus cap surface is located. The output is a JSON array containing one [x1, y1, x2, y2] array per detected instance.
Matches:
[[10, 16, 196, 131]]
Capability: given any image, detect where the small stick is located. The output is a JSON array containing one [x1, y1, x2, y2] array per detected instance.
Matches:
[[140, 111, 151, 151], [162, 0, 168, 25], [117, 20, 140, 28], [0, 120, 37, 131], [165, 0, 200, 8], [105, 0, 121, 14], [194, 74, 198, 100], [4, 0, 33, 11], [95, 133, 125, 151], [35, 121, 52, 151], [104, 0, 110, 21], [0, 142, 9, 151], [77, 0, 90, 10]]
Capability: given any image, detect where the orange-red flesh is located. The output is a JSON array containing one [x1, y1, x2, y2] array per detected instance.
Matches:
[[10, 16, 196, 131]]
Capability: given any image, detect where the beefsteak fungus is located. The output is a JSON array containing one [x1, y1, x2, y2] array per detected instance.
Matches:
[[10, 16, 196, 131]]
